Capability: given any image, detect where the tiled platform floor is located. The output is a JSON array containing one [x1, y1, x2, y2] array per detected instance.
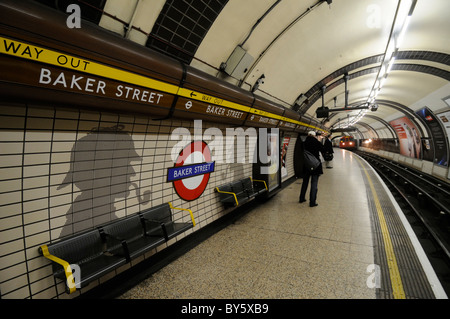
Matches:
[[119, 149, 377, 299]]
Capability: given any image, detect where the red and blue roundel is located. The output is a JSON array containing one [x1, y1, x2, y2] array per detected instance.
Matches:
[[168, 141, 215, 201]]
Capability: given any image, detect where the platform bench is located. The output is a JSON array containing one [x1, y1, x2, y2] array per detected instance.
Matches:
[[38, 202, 195, 294], [215, 177, 268, 207]]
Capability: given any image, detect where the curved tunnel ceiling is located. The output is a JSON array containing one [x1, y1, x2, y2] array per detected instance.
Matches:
[[37, 0, 450, 137]]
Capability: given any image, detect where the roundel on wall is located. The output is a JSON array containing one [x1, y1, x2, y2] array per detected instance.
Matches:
[[167, 141, 215, 201]]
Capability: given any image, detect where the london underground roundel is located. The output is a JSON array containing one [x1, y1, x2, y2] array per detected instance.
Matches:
[[167, 141, 215, 201]]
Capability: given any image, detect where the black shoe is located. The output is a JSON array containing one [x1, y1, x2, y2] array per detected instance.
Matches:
[[309, 203, 318, 207], [299, 199, 306, 203]]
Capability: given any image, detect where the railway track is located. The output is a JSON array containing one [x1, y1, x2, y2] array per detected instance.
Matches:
[[355, 151, 450, 295]]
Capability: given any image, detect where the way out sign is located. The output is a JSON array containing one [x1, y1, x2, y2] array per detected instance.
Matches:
[[168, 141, 215, 201]]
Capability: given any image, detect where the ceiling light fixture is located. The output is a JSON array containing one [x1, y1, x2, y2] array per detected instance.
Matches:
[[362, 0, 417, 124]]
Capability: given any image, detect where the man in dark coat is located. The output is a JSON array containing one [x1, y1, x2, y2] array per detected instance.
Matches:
[[299, 131, 324, 207], [323, 134, 334, 168]]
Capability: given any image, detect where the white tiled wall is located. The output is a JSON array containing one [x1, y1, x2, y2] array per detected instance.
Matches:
[[0, 103, 297, 299]]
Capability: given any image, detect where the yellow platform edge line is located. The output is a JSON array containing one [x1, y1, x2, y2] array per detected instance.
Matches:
[[355, 156, 406, 299]]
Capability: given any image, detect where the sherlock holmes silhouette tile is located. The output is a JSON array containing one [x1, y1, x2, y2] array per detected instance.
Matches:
[[57, 125, 150, 238]]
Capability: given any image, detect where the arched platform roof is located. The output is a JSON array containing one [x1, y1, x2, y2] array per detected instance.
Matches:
[[33, 0, 450, 137]]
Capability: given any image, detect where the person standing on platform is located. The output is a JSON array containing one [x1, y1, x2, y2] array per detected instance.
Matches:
[[299, 131, 324, 207], [323, 134, 334, 168]]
